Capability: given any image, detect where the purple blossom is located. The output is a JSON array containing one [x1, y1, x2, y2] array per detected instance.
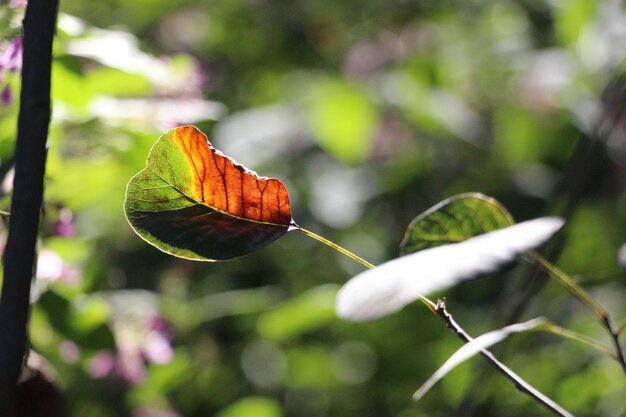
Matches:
[[117, 347, 146, 384], [143, 331, 174, 364], [56, 220, 75, 237], [0, 36, 22, 106], [1, 85, 12, 105], [88, 304, 175, 384], [55, 207, 75, 237], [87, 351, 116, 379], [0, 36, 22, 72], [59, 340, 81, 364]]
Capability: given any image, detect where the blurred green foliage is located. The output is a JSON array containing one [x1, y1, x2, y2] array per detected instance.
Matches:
[[1, 0, 625, 416]]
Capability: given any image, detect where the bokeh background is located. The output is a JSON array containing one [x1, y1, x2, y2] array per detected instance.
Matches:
[[1, 0, 625, 416]]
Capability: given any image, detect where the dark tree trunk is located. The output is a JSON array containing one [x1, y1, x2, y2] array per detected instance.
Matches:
[[0, 0, 60, 415]]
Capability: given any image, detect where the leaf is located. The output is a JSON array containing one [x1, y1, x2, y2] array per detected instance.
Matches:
[[336, 217, 564, 321], [413, 318, 546, 401], [305, 78, 379, 166], [216, 397, 283, 417], [400, 193, 514, 256], [125, 125, 296, 261], [257, 284, 338, 342]]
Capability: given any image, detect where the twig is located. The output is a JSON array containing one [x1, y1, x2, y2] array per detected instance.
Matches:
[[0, 0, 59, 415], [603, 315, 626, 375], [528, 253, 626, 375], [435, 300, 575, 417]]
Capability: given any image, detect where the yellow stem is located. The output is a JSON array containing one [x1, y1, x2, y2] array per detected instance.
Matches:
[[539, 321, 615, 358], [527, 252, 607, 319], [295, 227, 438, 313], [295, 227, 376, 269]]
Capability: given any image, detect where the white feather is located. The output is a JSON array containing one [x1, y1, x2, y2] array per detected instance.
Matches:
[[336, 217, 564, 321]]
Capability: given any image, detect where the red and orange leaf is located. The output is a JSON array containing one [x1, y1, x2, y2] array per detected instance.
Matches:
[[124, 125, 296, 261]]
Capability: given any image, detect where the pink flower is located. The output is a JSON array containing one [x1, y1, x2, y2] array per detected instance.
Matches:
[[8, 0, 27, 8], [55, 207, 75, 237], [0, 37, 22, 72], [143, 331, 173, 364], [116, 347, 146, 384], [0, 37, 22, 106], [59, 340, 81, 364], [87, 351, 116, 379]]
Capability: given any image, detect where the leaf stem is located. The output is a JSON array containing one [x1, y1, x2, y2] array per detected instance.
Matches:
[[295, 227, 376, 269], [526, 252, 626, 375], [527, 252, 606, 318], [538, 321, 615, 358], [296, 227, 438, 313]]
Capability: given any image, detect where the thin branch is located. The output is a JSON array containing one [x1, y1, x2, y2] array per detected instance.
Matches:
[[529, 254, 626, 374], [435, 300, 575, 417], [0, 0, 59, 415], [618, 317, 626, 335], [602, 315, 626, 375]]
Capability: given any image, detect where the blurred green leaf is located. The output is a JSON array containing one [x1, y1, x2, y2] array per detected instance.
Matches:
[[493, 108, 575, 167], [127, 351, 195, 409], [145, 350, 194, 392], [37, 291, 72, 336], [86, 67, 152, 97], [554, 0, 596, 45], [43, 237, 92, 266], [286, 345, 336, 388], [37, 291, 115, 350], [51, 61, 92, 110], [400, 193, 514, 255], [71, 296, 110, 333], [557, 204, 622, 279], [216, 397, 283, 417], [305, 78, 378, 166], [257, 285, 338, 342]]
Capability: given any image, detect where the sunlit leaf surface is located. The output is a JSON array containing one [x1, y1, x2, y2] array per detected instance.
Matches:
[[336, 217, 564, 321], [400, 193, 514, 255], [125, 125, 295, 261]]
